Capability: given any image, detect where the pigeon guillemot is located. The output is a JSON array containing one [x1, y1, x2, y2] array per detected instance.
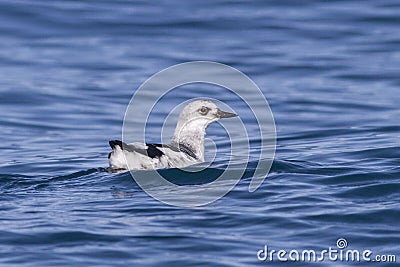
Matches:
[[108, 100, 237, 171]]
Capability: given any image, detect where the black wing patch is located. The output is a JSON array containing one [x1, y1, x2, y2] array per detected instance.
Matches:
[[175, 143, 197, 159], [145, 144, 164, 158], [109, 140, 164, 159]]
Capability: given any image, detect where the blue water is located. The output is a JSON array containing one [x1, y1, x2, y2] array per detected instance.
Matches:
[[1, 0, 400, 266]]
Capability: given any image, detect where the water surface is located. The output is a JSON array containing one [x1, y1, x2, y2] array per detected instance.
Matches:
[[0, 0, 399, 266]]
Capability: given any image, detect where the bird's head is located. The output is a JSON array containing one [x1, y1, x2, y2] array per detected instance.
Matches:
[[178, 99, 237, 127], [171, 99, 237, 160]]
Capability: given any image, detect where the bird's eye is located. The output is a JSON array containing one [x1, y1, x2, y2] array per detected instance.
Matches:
[[199, 107, 209, 115]]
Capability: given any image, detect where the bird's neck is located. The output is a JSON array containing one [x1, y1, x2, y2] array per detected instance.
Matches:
[[171, 121, 208, 161]]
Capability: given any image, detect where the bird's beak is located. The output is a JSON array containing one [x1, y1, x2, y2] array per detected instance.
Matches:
[[217, 109, 238, 118]]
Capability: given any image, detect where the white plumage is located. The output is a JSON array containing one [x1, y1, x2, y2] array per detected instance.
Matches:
[[108, 100, 237, 171]]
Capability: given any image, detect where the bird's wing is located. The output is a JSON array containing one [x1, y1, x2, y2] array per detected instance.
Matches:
[[109, 140, 165, 159]]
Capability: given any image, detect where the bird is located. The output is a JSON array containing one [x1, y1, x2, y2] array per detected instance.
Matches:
[[108, 99, 237, 171]]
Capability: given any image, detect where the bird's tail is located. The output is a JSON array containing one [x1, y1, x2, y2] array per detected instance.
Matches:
[[108, 140, 129, 170], [109, 140, 124, 149]]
